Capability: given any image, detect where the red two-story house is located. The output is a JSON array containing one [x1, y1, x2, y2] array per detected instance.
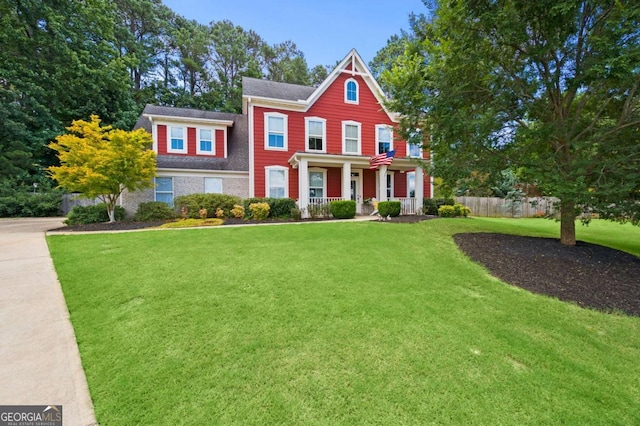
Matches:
[[126, 49, 431, 216]]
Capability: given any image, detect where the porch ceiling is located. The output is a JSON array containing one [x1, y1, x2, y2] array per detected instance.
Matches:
[[288, 152, 420, 171]]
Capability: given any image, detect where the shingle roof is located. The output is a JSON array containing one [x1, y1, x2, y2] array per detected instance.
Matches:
[[134, 105, 248, 172], [242, 77, 315, 101]]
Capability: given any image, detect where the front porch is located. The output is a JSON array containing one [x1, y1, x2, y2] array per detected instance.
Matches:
[[289, 152, 426, 218]]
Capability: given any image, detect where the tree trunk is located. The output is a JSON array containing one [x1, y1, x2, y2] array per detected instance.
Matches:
[[560, 200, 576, 246], [107, 205, 116, 223]]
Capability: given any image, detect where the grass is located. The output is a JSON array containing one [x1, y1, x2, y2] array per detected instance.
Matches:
[[47, 218, 640, 425]]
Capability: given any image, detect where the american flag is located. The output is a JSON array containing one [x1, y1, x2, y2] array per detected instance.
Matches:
[[369, 149, 396, 169]]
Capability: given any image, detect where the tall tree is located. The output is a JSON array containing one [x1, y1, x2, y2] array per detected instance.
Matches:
[[0, 0, 136, 184], [48, 116, 156, 222], [384, 0, 640, 245], [264, 41, 310, 85]]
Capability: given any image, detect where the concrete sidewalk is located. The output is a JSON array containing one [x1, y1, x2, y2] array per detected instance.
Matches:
[[0, 218, 97, 426]]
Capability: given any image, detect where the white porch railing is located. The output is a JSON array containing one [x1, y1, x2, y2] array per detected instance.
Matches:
[[306, 197, 345, 218], [390, 198, 419, 215]]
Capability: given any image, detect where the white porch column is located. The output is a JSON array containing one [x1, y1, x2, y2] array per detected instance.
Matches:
[[415, 166, 424, 214], [378, 165, 388, 202], [342, 162, 351, 201], [298, 158, 309, 218]]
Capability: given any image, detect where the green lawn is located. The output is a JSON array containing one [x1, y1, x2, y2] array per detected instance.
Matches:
[[47, 218, 640, 425]]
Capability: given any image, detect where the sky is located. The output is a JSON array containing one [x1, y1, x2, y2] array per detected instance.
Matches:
[[161, 0, 426, 68]]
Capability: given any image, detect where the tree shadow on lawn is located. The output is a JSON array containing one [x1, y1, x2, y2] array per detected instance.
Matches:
[[454, 232, 640, 317]]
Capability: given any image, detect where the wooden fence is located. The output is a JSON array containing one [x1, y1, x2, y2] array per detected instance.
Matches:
[[455, 196, 559, 218]]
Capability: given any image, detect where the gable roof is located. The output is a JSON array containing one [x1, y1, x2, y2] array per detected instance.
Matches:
[[241, 49, 398, 122]]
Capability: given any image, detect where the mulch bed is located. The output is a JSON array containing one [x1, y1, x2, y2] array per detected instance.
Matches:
[[454, 233, 640, 317]]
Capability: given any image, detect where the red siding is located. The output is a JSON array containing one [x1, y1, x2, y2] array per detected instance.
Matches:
[[327, 168, 342, 198], [362, 169, 377, 199], [157, 124, 168, 155], [187, 127, 196, 155], [395, 173, 407, 198], [216, 129, 225, 158], [253, 72, 408, 198]]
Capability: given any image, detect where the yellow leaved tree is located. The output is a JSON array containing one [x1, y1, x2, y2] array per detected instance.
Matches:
[[48, 115, 156, 223]]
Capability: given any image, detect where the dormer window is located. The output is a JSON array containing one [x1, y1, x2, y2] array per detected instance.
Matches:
[[345, 78, 358, 104]]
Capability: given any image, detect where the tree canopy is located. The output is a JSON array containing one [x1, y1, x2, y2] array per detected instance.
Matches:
[[383, 0, 640, 245], [48, 116, 156, 222], [1, 0, 334, 190]]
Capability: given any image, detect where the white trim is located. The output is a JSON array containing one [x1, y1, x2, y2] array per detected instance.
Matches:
[[196, 127, 215, 156], [375, 124, 393, 155], [167, 125, 187, 154], [342, 120, 361, 155], [407, 171, 416, 198], [344, 78, 359, 104], [144, 114, 234, 127], [204, 177, 223, 194], [248, 103, 255, 197], [265, 165, 289, 198], [308, 167, 327, 198], [305, 116, 327, 153], [376, 169, 395, 199], [154, 176, 174, 206], [264, 112, 288, 151], [156, 169, 249, 178]]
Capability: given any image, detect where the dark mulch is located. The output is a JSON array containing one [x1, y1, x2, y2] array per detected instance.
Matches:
[[454, 233, 640, 317]]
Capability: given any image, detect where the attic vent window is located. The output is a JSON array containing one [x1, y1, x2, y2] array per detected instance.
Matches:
[[345, 78, 358, 104]]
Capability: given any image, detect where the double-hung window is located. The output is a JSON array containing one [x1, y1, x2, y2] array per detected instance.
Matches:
[[169, 127, 186, 153], [265, 166, 288, 198], [197, 129, 214, 155], [376, 125, 393, 154], [305, 117, 325, 152], [155, 177, 174, 206], [265, 113, 287, 150], [342, 121, 361, 154], [408, 143, 422, 158], [345, 78, 358, 104]]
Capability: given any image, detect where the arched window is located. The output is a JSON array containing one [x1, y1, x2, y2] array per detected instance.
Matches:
[[345, 78, 358, 103]]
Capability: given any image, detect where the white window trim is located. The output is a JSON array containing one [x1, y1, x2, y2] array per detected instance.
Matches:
[[387, 171, 395, 199], [264, 112, 288, 151], [408, 143, 423, 158], [265, 165, 289, 198], [375, 124, 394, 155], [342, 120, 361, 155], [407, 171, 416, 197], [305, 117, 327, 153], [308, 167, 327, 199], [154, 176, 174, 205], [344, 78, 359, 104], [167, 126, 187, 154], [204, 177, 223, 194], [196, 127, 216, 156]]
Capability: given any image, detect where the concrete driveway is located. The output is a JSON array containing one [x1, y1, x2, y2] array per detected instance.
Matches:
[[0, 218, 97, 426]]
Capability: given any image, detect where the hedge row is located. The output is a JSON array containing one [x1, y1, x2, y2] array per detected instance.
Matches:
[[0, 192, 63, 217]]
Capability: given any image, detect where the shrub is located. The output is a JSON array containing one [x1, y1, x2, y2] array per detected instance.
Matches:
[[65, 203, 125, 225], [330, 200, 356, 219], [133, 202, 177, 221], [159, 218, 223, 228], [249, 202, 270, 221], [0, 192, 63, 217], [230, 204, 245, 219], [242, 197, 296, 218], [453, 203, 471, 217], [423, 198, 439, 215], [378, 201, 401, 217], [438, 205, 456, 217], [215, 208, 225, 218], [174, 193, 241, 219], [438, 203, 470, 218], [308, 202, 331, 218], [270, 198, 297, 218], [290, 207, 302, 220], [199, 208, 208, 220]]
